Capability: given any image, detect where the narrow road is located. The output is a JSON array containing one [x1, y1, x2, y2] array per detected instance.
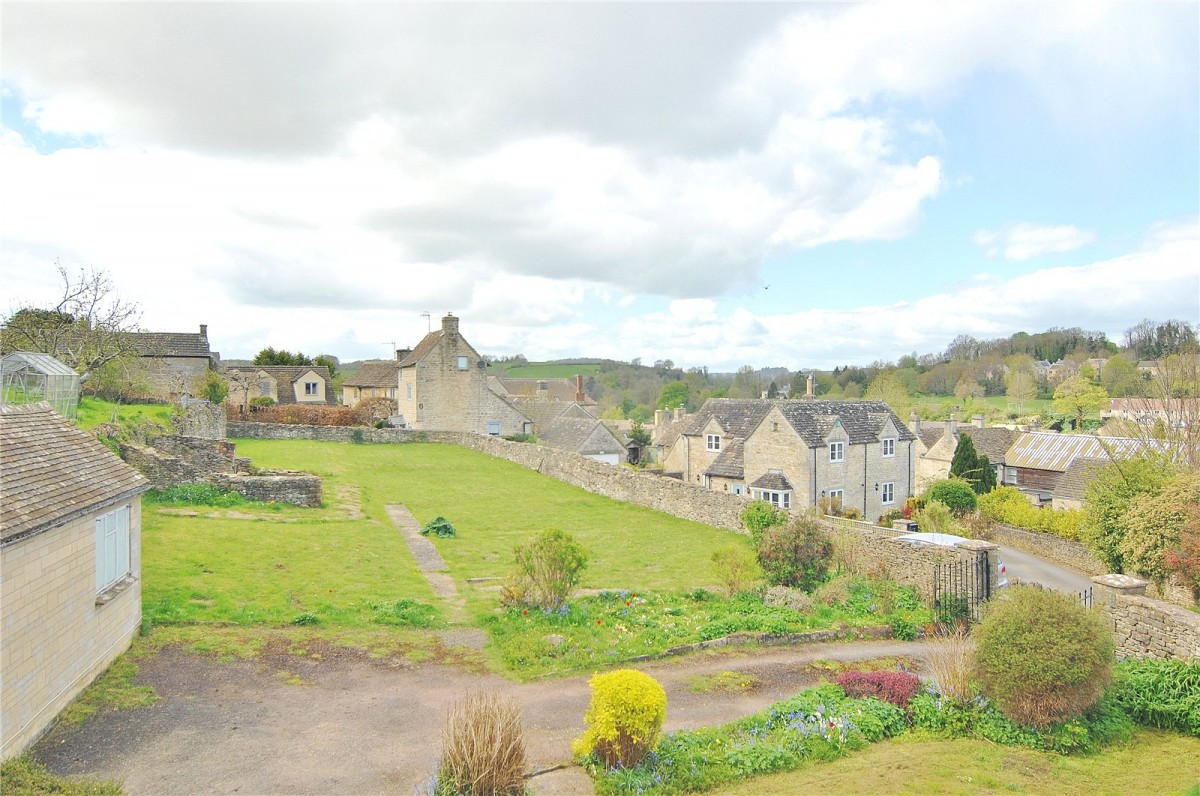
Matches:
[[992, 543, 1094, 595]]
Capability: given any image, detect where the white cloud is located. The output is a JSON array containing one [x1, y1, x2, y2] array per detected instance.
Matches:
[[973, 223, 1098, 261]]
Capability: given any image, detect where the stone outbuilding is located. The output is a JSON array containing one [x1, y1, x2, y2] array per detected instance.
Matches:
[[1, 403, 150, 759]]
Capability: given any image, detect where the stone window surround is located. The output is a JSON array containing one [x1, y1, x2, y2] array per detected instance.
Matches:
[[706, 433, 721, 452], [829, 441, 845, 462]]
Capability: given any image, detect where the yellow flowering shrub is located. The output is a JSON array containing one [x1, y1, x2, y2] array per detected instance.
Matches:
[[572, 669, 667, 769]]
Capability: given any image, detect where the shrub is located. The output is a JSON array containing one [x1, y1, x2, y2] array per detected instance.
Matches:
[[711, 545, 761, 597], [763, 585, 814, 613], [740, 500, 783, 543], [757, 515, 833, 592], [510, 529, 588, 611], [978, 486, 1084, 540], [1119, 470, 1200, 588], [924, 628, 978, 703], [926, 479, 977, 515], [436, 690, 526, 796], [1081, 457, 1171, 572], [913, 500, 958, 536], [353, 396, 397, 426], [1164, 529, 1200, 598], [1108, 658, 1200, 736], [421, 516, 457, 538], [144, 483, 247, 507], [573, 669, 667, 769], [974, 586, 1114, 727], [833, 670, 920, 709], [249, 395, 276, 409]]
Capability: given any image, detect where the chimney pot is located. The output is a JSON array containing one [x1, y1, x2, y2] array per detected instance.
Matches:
[[974, 414, 986, 429], [199, 324, 208, 337]]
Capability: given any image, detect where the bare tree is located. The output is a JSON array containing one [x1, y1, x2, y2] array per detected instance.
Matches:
[[1, 262, 142, 381]]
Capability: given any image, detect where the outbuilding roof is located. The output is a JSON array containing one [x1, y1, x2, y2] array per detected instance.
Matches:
[[1004, 432, 1156, 473], [129, 330, 212, 358], [1, 403, 150, 546]]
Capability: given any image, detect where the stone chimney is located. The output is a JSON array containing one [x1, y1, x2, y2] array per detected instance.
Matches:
[[806, 372, 815, 398], [441, 313, 459, 337], [654, 409, 666, 426], [909, 411, 920, 434], [945, 415, 958, 438], [575, 374, 585, 403], [395, 348, 411, 361], [973, 414, 986, 429], [199, 324, 207, 337], [537, 380, 548, 400], [673, 407, 683, 421]]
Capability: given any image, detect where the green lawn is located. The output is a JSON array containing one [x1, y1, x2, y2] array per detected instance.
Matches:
[[489, 362, 603, 378], [75, 396, 174, 430], [910, 394, 1052, 418], [710, 729, 1200, 795]]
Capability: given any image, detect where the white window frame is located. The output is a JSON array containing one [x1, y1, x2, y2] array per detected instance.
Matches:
[[486, 421, 501, 436], [756, 489, 790, 509], [304, 381, 319, 396], [406, 383, 412, 400], [456, 356, 469, 371], [706, 433, 721, 452], [95, 504, 131, 594], [829, 441, 845, 462], [732, 484, 744, 496], [827, 489, 844, 511], [882, 437, 895, 457], [881, 482, 895, 505]]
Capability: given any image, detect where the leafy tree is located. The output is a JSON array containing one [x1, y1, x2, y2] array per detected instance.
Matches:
[[756, 515, 833, 592], [193, 368, 228, 404], [1124, 318, 1199, 359], [1101, 355, 1142, 397], [1, 262, 142, 380], [727, 365, 760, 399], [313, 354, 338, 379], [1052, 375, 1109, 431], [1081, 457, 1172, 571], [766, 380, 779, 398], [253, 347, 313, 366], [953, 378, 984, 400], [974, 586, 1114, 727], [926, 478, 977, 514], [656, 381, 689, 410], [864, 371, 911, 415], [1119, 470, 1200, 588]]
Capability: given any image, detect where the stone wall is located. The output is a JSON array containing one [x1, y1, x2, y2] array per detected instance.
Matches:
[[1092, 574, 1200, 660], [211, 472, 322, 508], [986, 522, 1106, 576], [175, 399, 226, 439]]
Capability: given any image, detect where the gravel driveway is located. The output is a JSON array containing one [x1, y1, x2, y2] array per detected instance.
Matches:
[[33, 638, 932, 795]]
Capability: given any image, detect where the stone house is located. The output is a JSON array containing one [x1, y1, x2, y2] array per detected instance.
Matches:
[[396, 314, 530, 436], [1, 403, 150, 759], [128, 324, 219, 400], [910, 414, 1019, 492], [666, 398, 916, 517], [536, 415, 627, 465], [341, 359, 401, 408], [224, 365, 335, 408]]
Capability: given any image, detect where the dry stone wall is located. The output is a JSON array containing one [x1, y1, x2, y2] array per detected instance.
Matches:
[[986, 522, 1105, 575], [211, 472, 322, 507], [1092, 575, 1200, 660]]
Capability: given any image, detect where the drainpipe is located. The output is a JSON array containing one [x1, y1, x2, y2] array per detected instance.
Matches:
[[811, 445, 817, 507], [862, 443, 868, 516]]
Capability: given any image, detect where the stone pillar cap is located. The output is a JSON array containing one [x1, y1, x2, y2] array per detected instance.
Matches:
[[954, 539, 998, 552], [1092, 573, 1149, 589]]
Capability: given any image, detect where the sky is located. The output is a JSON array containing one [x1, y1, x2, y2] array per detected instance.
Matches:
[[2, 2, 1197, 372]]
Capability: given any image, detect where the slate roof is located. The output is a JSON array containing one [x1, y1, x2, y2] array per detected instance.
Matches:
[[916, 427, 945, 449], [490, 377, 596, 405], [1053, 456, 1109, 502], [961, 427, 1021, 462], [1, 403, 150, 546], [681, 399, 775, 440], [539, 416, 626, 457], [508, 398, 591, 431], [129, 330, 212, 358], [1004, 432, 1159, 473], [343, 360, 401, 388], [652, 414, 690, 449], [774, 400, 917, 447], [705, 439, 745, 479], [750, 471, 793, 491]]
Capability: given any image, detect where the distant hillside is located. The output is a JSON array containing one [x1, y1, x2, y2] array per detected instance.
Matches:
[[488, 362, 605, 378]]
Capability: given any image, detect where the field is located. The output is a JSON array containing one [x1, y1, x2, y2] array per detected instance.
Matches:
[[488, 362, 604, 378], [910, 394, 1053, 419]]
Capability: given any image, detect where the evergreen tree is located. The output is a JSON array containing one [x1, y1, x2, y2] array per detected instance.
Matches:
[[949, 434, 993, 494]]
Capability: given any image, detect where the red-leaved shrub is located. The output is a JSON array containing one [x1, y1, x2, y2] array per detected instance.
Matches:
[[835, 670, 921, 709], [226, 403, 361, 426]]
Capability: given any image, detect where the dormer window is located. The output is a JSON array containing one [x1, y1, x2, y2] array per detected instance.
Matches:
[[706, 434, 721, 452], [829, 441, 845, 462], [882, 438, 895, 457], [304, 382, 319, 395]]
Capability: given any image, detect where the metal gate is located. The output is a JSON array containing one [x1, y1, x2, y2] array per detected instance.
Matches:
[[932, 552, 991, 628]]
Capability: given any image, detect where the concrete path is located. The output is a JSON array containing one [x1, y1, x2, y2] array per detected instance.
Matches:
[[386, 505, 469, 629]]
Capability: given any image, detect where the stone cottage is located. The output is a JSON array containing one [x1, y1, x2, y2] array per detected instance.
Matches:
[[1, 403, 151, 759]]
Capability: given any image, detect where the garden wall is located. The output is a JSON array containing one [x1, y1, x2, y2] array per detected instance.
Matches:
[[211, 472, 322, 508], [985, 522, 1105, 576], [1092, 575, 1200, 660]]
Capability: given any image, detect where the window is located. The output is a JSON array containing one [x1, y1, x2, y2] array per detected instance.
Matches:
[[95, 505, 131, 594], [486, 421, 501, 436], [829, 441, 844, 462], [304, 381, 319, 395], [756, 489, 790, 509], [881, 482, 895, 505], [733, 484, 744, 496], [706, 434, 721, 452], [456, 356, 469, 371], [406, 383, 412, 400], [827, 489, 844, 512], [882, 438, 895, 457]]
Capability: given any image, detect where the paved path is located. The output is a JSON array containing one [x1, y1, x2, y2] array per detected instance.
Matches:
[[386, 504, 469, 629]]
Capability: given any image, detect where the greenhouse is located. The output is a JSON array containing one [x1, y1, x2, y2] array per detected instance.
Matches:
[[0, 351, 81, 419]]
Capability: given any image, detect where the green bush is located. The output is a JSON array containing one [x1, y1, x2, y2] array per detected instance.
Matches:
[[974, 586, 1114, 727], [1109, 658, 1200, 736], [421, 516, 457, 538], [740, 500, 783, 542], [510, 529, 588, 611], [1081, 458, 1171, 572], [913, 500, 958, 535], [573, 669, 667, 769], [711, 545, 761, 597], [926, 479, 977, 515], [756, 515, 833, 592], [1119, 470, 1200, 587], [978, 486, 1083, 540]]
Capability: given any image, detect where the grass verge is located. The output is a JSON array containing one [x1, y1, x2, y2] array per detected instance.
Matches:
[[0, 756, 123, 796]]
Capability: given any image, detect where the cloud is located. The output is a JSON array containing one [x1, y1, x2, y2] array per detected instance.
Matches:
[[973, 223, 1098, 261]]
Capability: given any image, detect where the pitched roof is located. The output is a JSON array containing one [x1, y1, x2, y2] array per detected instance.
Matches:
[[774, 400, 917, 447], [224, 365, 335, 404], [705, 438, 745, 479], [1, 403, 150, 545], [652, 414, 690, 449], [1004, 432, 1160, 472], [1, 351, 78, 377], [540, 417, 626, 457], [129, 330, 211, 358], [750, 470, 793, 491], [916, 427, 945, 449], [398, 329, 447, 367], [508, 398, 592, 430], [960, 427, 1020, 462], [343, 360, 401, 388], [682, 399, 775, 440], [489, 377, 596, 404], [1053, 456, 1109, 502]]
